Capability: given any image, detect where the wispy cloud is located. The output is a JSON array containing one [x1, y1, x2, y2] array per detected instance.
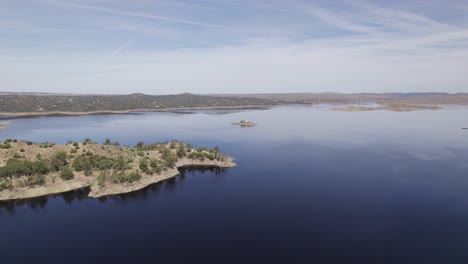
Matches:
[[37, 0, 223, 28], [110, 36, 139, 57], [308, 7, 375, 34], [2, 0, 468, 94]]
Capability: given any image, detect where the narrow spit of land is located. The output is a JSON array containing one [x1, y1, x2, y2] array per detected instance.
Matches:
[[332, 104, 441, 112], [0, 139, 235, 200], [231, 121, 257, 127]]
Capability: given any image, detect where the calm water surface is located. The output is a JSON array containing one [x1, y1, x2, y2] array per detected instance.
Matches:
[[1, 105, 468, 263]]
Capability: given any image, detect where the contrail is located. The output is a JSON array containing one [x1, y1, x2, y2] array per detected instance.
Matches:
[[111, 36, 139, 57], [37, 0, 222, 28]]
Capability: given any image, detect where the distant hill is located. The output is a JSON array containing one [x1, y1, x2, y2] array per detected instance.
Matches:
[[217, 93, 468, 105], [0, 92, 467, 115], [0, 93, 275, 113]]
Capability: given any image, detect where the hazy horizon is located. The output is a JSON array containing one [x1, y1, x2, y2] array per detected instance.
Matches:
[[0, 91, 466, 96], [2, 0, 468, 94]]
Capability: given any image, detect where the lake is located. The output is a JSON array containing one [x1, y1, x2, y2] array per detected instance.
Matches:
[[1, 105, 468, 263]]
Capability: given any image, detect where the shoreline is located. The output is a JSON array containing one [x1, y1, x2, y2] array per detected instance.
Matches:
[[0, 105, 273, 119], [0, 157, 236, 201], [0, 103, 459, 119], [331, 104, 442, 112], [0, 139, 235, 201]]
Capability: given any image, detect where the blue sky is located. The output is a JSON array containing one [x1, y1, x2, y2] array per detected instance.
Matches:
[[1, 0, 468, 94]]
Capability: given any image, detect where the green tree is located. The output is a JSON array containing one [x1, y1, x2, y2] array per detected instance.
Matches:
[[136, 141, 144, 149]]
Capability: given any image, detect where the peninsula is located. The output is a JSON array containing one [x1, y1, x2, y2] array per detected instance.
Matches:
[[0, 139, 235, 201]]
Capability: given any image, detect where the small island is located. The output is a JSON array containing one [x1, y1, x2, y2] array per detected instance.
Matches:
[[231, 120, 257, 127], [0, 121, 9, 130], [0, 139, 235, 201], [332, 104, 441, 112]]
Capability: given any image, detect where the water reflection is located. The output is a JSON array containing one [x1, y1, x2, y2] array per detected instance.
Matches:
[[0, 187, 90, 214], [0, 166, 228, 213]]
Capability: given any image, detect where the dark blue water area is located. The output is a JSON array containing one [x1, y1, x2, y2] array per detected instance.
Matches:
[[1, 105, 468, 263]]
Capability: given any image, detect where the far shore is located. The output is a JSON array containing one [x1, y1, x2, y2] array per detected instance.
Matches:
[[332, 104, 442, 112], [0, 105, 272, 119]]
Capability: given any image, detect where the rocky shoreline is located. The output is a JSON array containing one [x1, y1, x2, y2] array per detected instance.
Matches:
[[0, 139, 235, 201], [0, 158, 235, 201]]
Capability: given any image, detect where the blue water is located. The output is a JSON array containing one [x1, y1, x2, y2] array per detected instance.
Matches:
[[1, 105, 468, 263]]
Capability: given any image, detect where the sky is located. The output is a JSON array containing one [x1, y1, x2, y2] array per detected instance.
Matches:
[[1, 0, 468, 94]]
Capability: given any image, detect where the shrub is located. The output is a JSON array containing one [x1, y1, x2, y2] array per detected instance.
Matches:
[[127, 172, 141, 183], [139, 159, 151, 174], [169, 141, 177, 149], [97, 159, 113, 170], [59, 166, 74, 180], [0, 143, 11, 149], [97, 171, 107, 187], [177, 145, 186, 158], [13, 153, 22, 159], [0, 179, 13, 191], [50, 151, 68, 171], [111, 172, 126, 183], [104, 138, 111, 145], [0, 159, 49, 178], [113, 155, 128, 171], [25, 174, 46, 187], [111, 171, 141, 183], [72, 155, 90, 172], [26, 141, 33, 145], [136, 141, 144, 149], [70, 148, 77, 154], [20, 148, 25, 152]]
